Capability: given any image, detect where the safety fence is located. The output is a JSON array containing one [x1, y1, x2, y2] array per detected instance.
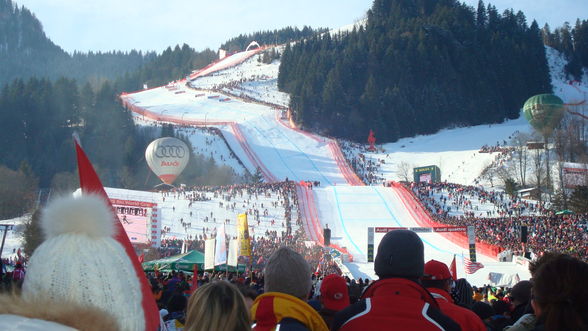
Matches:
[[121, 95, 353, 260], [389, 182, 503, 258], [189, 46, 268, 80]]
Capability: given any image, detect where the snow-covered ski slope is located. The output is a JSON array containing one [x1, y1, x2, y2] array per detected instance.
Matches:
[[123, 85, 358, 185], [124, 46, 588, 285]]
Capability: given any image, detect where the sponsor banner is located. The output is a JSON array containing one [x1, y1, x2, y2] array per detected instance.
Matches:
[[214, 224, 227, 266], [375, 226, 467, 233], [433, 226, 467, 233], [204, 239, 216, 270], [419, 173, 432, 183], [467, 226, 476, 245], [228, 239, 239, 267], [368, 227, 374, 244], [148, 206, 161, 248], [375, 227, 407, 233], [562, 162, 588, 188], [110, 198, 156, 208], [237, 213, 251, 257]]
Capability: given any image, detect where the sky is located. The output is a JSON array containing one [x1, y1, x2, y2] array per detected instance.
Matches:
[[14, 0, 588, 54]]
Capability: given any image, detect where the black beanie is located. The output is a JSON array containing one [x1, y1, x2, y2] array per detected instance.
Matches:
[[374, 230, 424, 278]]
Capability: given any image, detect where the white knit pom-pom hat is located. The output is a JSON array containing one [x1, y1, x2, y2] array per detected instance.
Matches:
[[22, 194, 145, 331]]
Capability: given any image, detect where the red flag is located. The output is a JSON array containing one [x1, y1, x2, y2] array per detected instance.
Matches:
[[138, 253, 145, 263], [450, 255, 457, 280], [74, 138, 159, 331]]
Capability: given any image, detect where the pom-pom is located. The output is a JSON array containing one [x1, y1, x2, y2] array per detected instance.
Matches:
[[41, 194, 116, 239]]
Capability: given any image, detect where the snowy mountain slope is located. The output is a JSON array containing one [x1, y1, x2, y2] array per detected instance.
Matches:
[[122, 44, 543, 285], [6, 44, 582, 287]]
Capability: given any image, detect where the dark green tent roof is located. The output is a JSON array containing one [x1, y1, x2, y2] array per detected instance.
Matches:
[[142, 250, 245, 272]]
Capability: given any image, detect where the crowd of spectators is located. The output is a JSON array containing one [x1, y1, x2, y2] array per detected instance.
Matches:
[[157, 181, 300, 243], [146, 181, 346, 277], [3, 192, 587, 330], [339, 141, 385, 185], [409, 182, 588, 261]]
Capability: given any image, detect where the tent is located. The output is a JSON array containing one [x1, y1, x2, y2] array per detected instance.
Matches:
[[555, 209, 574, 215], [142, 250, 245, 272]]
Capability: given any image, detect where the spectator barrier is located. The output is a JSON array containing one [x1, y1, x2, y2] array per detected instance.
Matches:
[[390, 181, 503, 259], [120, 95, 354, 261]]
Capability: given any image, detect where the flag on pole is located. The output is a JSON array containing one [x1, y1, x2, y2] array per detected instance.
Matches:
[[237, 213, 251, 257], [204, 238, 216, 270], [464, 257, 484, 274], [450, 255, 457, 280], [228, 239, 239, 267], [214, 223, 227, 266], [74, 135, 159, 331]]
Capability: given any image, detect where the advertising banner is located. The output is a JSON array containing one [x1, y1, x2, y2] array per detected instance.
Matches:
[[237, 213, 251, 256]]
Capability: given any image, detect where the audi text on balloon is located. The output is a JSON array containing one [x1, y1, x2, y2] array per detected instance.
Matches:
[[145, 137, 190, 185]]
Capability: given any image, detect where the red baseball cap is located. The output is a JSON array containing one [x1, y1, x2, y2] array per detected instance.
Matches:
[[423, 260, 452, 280], [320, 274, 350, 311]]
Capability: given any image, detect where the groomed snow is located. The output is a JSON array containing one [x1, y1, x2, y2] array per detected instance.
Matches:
[[5, 44, 583, 288]]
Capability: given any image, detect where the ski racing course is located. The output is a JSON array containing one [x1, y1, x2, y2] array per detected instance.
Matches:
[[122, 48, 530, 285]]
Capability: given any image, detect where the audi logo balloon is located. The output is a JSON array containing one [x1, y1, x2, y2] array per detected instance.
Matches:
[[145, 137, 190, 185]]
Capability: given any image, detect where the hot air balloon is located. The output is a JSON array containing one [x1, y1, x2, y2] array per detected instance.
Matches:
[[523, 94, 564, 136], [145, 137, 190, 185]]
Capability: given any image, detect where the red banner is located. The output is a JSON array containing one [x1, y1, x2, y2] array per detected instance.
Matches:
[[110, 198, 156, 208], [375, 226, 466, 233]]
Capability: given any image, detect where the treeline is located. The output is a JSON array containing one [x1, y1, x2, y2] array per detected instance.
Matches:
[[115, 44, 217, 92], [0, 77, 145, 189], [278, 0, 552, 142], [542, 20, 588, 81], [220, 26, 328, 53], [0, 0, 156, 87], [0, 78, 240, 212]]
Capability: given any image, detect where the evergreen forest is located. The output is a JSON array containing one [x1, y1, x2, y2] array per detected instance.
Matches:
[[278, 0, 553, 142]]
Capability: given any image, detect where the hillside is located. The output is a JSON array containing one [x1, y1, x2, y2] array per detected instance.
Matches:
[[279, 0, 552, 142], [0, 0, 152, 86]]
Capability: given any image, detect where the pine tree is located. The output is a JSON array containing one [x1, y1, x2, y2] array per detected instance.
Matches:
[[569, 186, 588, 213]]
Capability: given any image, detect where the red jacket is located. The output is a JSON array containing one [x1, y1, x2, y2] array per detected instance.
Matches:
[[332, 278, 460, 331], [427, 288, 486, 331]]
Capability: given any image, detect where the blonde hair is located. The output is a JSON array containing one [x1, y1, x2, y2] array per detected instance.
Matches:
[[184, 281, 251, 331]]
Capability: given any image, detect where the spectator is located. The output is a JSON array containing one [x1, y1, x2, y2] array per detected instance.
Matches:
[[332, 230, 459, 331], [530, 254, 588, 331], [489, 299, 512, 330], [422, 260, 486, 331], [11, 261, 25, 288], [237, 284, 259, 309], [318, 274, 350, 327], [453, 278, 475, 309], [185, 280, 250, 331], [472, 301, 495, 330], [164, 288, 188, 331], [250, 247, 328, 331], [509, 281, 533, 323], [0, 195, 144, 330], [473, 287, 484, 302], [503, 252, 569, 331]]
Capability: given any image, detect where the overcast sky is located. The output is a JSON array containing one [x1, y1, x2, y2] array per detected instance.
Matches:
[[13, 0, 588, 54]]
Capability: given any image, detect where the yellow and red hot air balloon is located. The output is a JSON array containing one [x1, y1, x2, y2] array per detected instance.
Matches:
[[145, 137, 190, 185]]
